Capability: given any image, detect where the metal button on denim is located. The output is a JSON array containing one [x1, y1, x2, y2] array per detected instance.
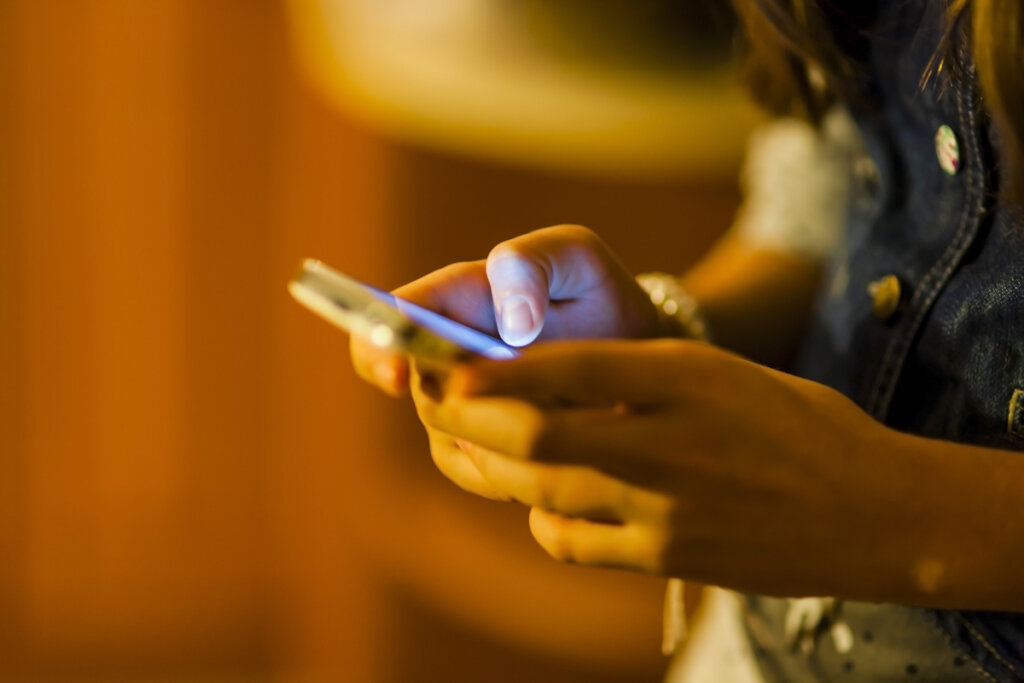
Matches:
[[867, 274, 901, 321], [935, 124, 960, 175]]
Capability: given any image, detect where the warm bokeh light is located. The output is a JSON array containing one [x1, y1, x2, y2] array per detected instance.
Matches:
[[1, 1, 749, 680], [288, 0, 760, 179]]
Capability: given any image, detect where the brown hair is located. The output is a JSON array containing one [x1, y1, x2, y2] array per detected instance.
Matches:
[[733, 0, 1024, 199]]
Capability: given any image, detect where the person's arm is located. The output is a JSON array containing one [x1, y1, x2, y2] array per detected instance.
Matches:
[[681, 231, 822, 367], [848, 427, 1024, 611], [677, 108, 859, 366], [417, 339, 1024, 612]]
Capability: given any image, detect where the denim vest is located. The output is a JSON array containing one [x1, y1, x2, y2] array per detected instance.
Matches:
[[794, 1, 1024, 679]]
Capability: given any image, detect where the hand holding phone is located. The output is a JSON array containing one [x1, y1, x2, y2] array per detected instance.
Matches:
[[291, 226, 664, 396], [289, 258, 517, 367]]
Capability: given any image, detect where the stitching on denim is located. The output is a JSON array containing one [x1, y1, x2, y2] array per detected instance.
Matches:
[[1009, 389, 1024, 437], [978, 664, 1001, 681], [924, 610, 997, 681], [954, 613, 1024, 680], [866, 80, 978, 416], [865, 62, 985, 420], [977, 663, 1002, 682]]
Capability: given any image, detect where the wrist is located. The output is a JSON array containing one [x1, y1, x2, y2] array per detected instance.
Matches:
[[847, 424, 1024, 611], [891, 430, 1024, 611]]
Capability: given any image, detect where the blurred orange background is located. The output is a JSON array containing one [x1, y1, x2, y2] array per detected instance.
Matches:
[[0, 1, 749, 680]]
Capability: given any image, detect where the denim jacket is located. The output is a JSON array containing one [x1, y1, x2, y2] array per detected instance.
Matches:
[[794, 0, 1024, 679]]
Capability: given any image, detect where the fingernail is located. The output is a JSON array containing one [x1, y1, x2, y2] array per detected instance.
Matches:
[[499, 294, 536, 346]]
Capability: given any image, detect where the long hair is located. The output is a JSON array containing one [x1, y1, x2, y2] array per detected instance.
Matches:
[[733, 0, 1024, 200]]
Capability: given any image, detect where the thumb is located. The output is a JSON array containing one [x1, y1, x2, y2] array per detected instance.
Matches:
[[485, 225, 612, 346], [486, 250, 550, 346]]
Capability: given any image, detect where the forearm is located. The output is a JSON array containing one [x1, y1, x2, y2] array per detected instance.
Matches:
[[847, 426, 1024, 612], [679, 231, 822, 367], [678, 237, 1024, 610]]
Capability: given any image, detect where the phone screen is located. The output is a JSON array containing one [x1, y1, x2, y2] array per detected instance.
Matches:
[[289, 259, 518, 361], [367, 286, 517, 360]]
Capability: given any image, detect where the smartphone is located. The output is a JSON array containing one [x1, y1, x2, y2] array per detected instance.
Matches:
[[288, 258, 518, 362]]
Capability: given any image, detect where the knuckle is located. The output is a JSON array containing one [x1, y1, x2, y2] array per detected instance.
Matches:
[[559, 225, 609, 262], [535, 466, 589, 513], [487, 240, 520, 263], [552, 223, 597, 242]]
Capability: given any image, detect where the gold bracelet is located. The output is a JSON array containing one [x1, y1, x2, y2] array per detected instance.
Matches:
[[636, 272, 711, 342]]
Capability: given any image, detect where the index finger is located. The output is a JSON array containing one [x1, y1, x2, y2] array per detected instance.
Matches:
[[350, 260, 496, 396], [393, 260, 497, 335]]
